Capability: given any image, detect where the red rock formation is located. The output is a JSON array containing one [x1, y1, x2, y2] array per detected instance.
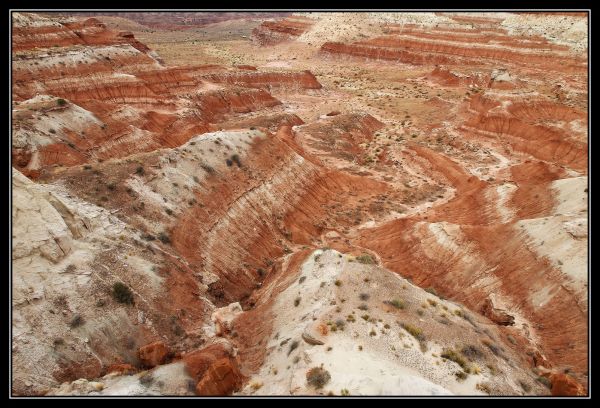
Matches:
[[11, 12, 588, 396], [480, 298, 515, 326], [183, 343, 243, 394], [253, 16, 314, 45], [137, 341, 169, 368], [11, 12, 322, 177], [200, 70, 322, 90], [322, 35, 587, 73], [549, 373, 587, 396], [195, 358, 243, 395]]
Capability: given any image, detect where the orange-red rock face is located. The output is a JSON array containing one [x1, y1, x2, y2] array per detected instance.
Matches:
[[252, 16, 314, 45], [138, 341, 169, 368], [321, 24, 587, 74], [549, 373, 587, 396], [11, 13, 322, 178]]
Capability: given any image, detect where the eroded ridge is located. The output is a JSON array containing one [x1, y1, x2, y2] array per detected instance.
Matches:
[[12, 11, 587, 397]]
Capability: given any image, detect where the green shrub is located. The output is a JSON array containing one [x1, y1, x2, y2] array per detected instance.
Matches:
[[112, 282, 134, 305], [57, 98, 67, 106]]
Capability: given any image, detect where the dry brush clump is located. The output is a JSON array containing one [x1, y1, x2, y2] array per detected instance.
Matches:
[[112, 282, 134, 305], [306, 366, 331, 389]]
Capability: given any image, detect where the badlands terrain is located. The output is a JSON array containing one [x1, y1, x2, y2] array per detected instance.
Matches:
[[11, 12, 588, 396]]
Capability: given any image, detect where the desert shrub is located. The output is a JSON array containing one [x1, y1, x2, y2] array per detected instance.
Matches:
[[306, 366, 331, 389], [112, 282, 134, 305], [57, 98, 67, 106], [401, 323, 425, 341], [427, 299, 437, 307], [461, 345, 484, 361], [69, 314, 84, 328], [288, 340, 299, 356], [359, 293, 370, 301], [139, 372, 154, 386], [461, 312, 477, 326], [226, 158, 233, 167], [165, 208, 173, 216], [158, 232, 171, 244], [49, 128, 56, 134], [358, 304, 369, 311], [231, 154, 242, 167], [425, 287, 438, 296], [334, 280, 342, 287], [294, 297, 301, 307], [481, 339, 501, 356], [385, 299, 405, 309], [341, 388, 350, 396], [441, 349, 470, 373], [298, 276, 306, 284], [537, 376, 552, 389], [135, 166, 145, 175], [142, 233, 156, 241], [455, 371, 468, 381], [201, 164, 215, 174], [83, 164, 92, 170], [519, 380, 531, 393], [257, 268, 266, 277], [355, 254, 374, 264], [335, 319, 345, 330]]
